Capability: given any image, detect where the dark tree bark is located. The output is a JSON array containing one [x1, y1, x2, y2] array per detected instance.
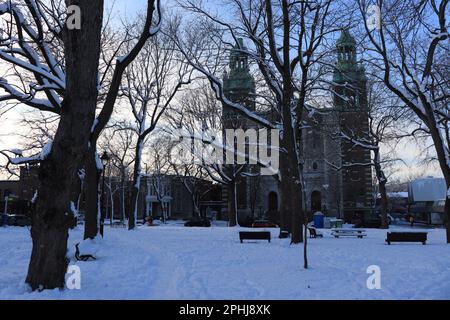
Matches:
[[227, 182, 237, 227], [445, 197, 450, 243], [128, 143, 142, 230], [278, 141, 303, 243], [375, 156, 389, 229], [129, 187, 139, 229], [427, 125, 450, 242], [26, 0, 104, 290], [303, 221, 308, 269], [84, 149, 101, 239], [279, 92, 303, 243], [359, 0, 449, 242]]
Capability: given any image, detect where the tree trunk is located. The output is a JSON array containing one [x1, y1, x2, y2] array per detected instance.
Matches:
[[374, 152, 389, 229], [290, 179, 303, 243], [121, 171, 126, 223], [416, 101, 450, 242], [278, 79, 304, 243], [109, 185, 114, 224], [378, 179, 389, 229], [445, 193, 450, 244], [129, 185, 139, 229], [278, 127, 303, 243], [303, 222, 308, 269], [278, 174, 291, 236], [26, 0, 104, 290], [227, 182, 237, 227], [129, 140, 143, 230], [84, 149, 101, 239], [26, 157, 76, 290], [278, 154, 304, 242]]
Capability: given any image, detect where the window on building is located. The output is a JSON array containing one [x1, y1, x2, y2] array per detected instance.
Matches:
[[312, 162, 318, 171]]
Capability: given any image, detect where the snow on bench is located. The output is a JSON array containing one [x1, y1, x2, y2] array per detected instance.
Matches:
[[331, 228, 367, 239]]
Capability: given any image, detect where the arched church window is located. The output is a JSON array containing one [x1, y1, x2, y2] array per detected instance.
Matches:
[[313, 162, 318, 171]]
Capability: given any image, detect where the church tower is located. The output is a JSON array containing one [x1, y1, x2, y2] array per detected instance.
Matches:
[[333, 30, 373, 221], [221, 38, 257, 222], [223, 38, 256, 126]]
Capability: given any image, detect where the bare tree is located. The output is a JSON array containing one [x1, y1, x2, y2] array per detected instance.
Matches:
[[144, 136, 173, 223], [118, 17, 193, 230], [170, 158, 213, 219], [358, 0, 450, 241], [166, 83, 250, 226], [100, 126, 136, 223], [0, 0, 160, 290]]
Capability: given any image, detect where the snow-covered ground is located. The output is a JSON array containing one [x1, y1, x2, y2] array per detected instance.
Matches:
[[0, 222, 449, 300]]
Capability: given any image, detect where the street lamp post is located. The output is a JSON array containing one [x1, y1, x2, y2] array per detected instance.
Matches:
[[100, 151, 110, 237]]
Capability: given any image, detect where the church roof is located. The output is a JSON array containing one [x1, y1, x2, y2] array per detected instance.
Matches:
[[224, 38, 255, 93], [333, 29, 366, 83], [336, 29, 356, 48]]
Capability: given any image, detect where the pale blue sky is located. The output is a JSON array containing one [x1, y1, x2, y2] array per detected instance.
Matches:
[[107, 0, 147, 17]]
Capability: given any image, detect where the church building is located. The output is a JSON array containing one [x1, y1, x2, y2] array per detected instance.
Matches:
[[221, 30, 374, 223]]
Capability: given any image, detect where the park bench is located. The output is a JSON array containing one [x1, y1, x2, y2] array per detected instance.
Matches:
[[239, 231, 271, 243], [331, 228, 367, 238], [385, 232, 427, 245], [308, 227, 323, 238]]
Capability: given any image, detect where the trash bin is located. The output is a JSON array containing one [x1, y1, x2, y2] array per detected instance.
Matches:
[[313, 212, 325, 229]]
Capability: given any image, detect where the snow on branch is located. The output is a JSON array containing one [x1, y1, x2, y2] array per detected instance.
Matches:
[[0, 1, 65, 113], [169, 36, 277, 130], [0, 140, 52, 176]]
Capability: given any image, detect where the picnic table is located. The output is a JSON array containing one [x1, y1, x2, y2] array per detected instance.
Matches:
[[331, 228, 367, 238]]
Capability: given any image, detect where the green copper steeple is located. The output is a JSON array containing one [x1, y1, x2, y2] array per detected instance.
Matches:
[[223, 38, 255, 105], [333, 29, 366, 84], [333, 29, 368, 111]]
